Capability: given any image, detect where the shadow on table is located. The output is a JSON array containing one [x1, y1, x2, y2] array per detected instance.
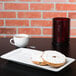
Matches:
[[1, 61, 74, 76]]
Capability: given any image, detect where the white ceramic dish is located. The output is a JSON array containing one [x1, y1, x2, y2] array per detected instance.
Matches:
[[0, 48, 75, 72]]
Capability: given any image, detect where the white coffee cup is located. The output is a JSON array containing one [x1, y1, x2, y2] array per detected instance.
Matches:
[[10, 34, 29, 47]]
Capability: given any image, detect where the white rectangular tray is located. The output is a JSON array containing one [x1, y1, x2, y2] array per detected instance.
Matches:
[[0, 48, 75, 72]]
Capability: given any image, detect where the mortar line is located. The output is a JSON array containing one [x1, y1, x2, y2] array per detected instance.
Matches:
[[41, 0, 44, 2], [4, 19, 6, 27], [16, 0, 19, 1], [0, 2, 76, 3], [54, 2, 56, 11], [41, 27, 43, 36], [41, 12, 43, 19], [0, 10, 73, 12], [67, 11, 69, 17], [16, 27, 18, 34], [1, 9, 76, 12], [0, 26, 76, 29], [16, 12, 18, 18], [0, 26, 76, 28], [70, 35, 76, 37], [1, 18, 76, 21], [0, 18, 53, 20], [29, 19, 31, 27], [67, 0, 69, 2], [0, 26, 52, 28], [3, 2, 4, 10]]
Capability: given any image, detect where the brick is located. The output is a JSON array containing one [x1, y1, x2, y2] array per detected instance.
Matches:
[[0, 12, 16, 18], [0, 28, 16, 34], [43, 28, 52, 35], [69, 13, 76, 19], [0, 0, 16, 1], [18, 28, 41, 35], [71, 21, 76, 27], [70, 29, 76, 35], [56, 4, 76, 10], [5, 3, 28, 10], [0, 20, 4, 26], [6, 20, 29, 26], [31, 20, 52, 27], [43, 0, 67, 2], [18, 12, 41, 18], [6, 36, 13, 38], [69, 0, 76, 2], [19, 0, 40, 1], [43, 12, 66, 18], [0, 36, 4, 38], [30, 3, 54, 10], [0, 3, 3, 10]]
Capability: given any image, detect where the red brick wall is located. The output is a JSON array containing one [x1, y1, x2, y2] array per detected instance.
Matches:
[[0, 0, 76, 38]]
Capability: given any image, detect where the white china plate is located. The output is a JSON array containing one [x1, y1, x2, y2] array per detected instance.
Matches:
[[0, 48, 75, 72]]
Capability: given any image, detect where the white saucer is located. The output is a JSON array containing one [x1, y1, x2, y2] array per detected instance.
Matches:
[[0, 48, 75, 72]]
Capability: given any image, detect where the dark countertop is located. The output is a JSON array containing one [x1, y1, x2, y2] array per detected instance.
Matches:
[[0, 38, 76, 76]]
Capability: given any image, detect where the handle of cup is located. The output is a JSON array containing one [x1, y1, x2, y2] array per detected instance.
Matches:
[[10, 38, 15, 45]]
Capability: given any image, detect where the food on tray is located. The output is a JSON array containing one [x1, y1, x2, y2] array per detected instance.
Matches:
[[31, 50, 66, 68], [31, 51, 47, 65], [42, 51, 66, 68]]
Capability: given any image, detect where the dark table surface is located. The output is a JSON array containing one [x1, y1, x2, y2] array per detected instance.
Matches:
[[0, 38, 76, 76]]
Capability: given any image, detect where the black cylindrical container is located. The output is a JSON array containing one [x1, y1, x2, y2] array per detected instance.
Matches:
[[52, 17, 70, 46]]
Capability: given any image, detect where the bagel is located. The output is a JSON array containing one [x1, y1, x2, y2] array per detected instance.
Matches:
[[42, 51, 66, 68], [31, 51, 47, 66]]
